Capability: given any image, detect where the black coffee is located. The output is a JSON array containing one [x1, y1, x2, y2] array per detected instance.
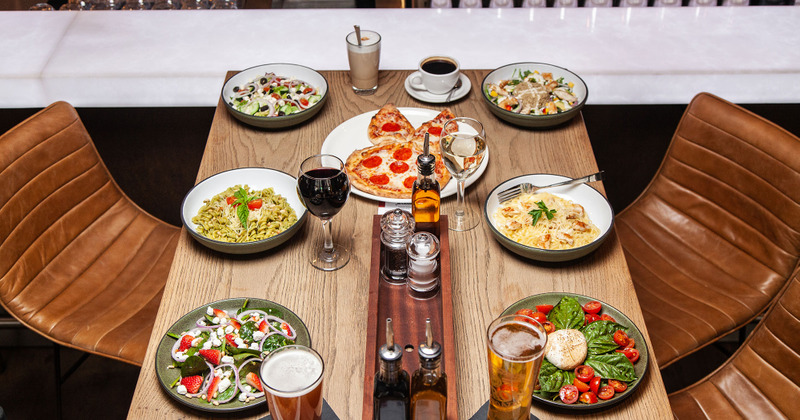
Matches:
[[421, 59, 457, 75]]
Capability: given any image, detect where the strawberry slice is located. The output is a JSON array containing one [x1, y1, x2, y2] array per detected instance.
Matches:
[[180, 375, 204, 394], [206, 375, 221, 400], [212, 308, 228, 319], [178, 335, 194, 352], [230, 319, 241, 330], [280, 322, 292, 337], [245, 372, 264, 393], [199, 349, 222, 365], [258, 320, 268, 333], [225, 334, 238, 348]]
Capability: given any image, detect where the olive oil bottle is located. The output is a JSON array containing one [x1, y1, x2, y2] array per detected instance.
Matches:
[[411, 133, 441, 232], [374, 318, 410, 420], [410, 319, 447, 420]]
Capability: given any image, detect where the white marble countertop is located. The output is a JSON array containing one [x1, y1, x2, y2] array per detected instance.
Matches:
[[0, 6, 798, 108]]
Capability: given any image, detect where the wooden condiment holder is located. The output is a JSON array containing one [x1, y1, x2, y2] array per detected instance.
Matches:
[[362, 215, 458, 419]]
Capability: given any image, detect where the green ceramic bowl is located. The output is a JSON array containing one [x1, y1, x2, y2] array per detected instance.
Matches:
[[501, 293, 649, 411], [481, 62, 587, 128], [155, 297, 311, 413], [222, 63, 328, 129], [484, 173, 614, 262]]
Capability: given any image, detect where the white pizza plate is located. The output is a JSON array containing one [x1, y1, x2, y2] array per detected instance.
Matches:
[[321, 108, 490, 203]]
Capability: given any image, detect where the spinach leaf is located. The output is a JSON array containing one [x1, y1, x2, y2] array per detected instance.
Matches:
[[548, 296, 584, 331], [585, 353, 637, 382], [537, 359, 575, 393], [262, 334, 292, 353], [246, 308, 284, 318], [239, 321, 258, 343], [217, 382, 238, 401], [180, 355, 210, 377]]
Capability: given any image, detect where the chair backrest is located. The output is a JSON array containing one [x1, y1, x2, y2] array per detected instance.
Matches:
[[622, 92, 800, 308], [670, 270, 800, 418]]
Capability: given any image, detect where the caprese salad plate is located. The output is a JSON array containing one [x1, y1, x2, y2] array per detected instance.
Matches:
[[501, 293, 649, 411], [155, 297, 311, 413]]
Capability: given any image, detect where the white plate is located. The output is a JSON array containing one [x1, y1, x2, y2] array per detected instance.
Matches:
[[321, 107, 490, 203], [181, 167, 307, 254], [484, 174, 613, 262], [404, 72, 471, 104]]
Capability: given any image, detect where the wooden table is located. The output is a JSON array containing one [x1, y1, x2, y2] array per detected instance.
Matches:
[[128, 70, 672, 419]]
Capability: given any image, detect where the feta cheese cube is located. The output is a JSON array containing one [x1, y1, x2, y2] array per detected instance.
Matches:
[[176, 385, 187, 395], [218, 378, 231, 393], [252, 331, 265, 341], [238, 392, 247, 402], [206, 307, 214, 316], [234, 337, 244, 346], [225, 325, 234, 334], [249, 342, 259, 350], [221, 355, 234, 364]]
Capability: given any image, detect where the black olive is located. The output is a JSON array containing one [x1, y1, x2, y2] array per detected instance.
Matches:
[[260, 105, 269, 112], [233, 86, 239, 92], [286, 94, 292, 100], [260, 78, 267, 84], [278, 111, 285, 116]]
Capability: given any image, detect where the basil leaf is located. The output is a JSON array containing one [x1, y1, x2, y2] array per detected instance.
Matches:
[[581, 320, 627, 341], [537, 359, 575, 393], [587, 334, 620, 356], [585, 353, 637, 382], [237, 203, 249, 230], [548, 296, 584, 331], [180, 355, 210, 377]]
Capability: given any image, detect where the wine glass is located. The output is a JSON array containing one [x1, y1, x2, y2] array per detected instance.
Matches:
[[29, 3, 55, 9], [440, 117, 487, 231], [297, 154, 351, 271], [59, 0, 88, 10]]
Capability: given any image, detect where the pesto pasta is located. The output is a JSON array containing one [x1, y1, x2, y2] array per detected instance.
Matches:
[[192, 185, 297, 243]]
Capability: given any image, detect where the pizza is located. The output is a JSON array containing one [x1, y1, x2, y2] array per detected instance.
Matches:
[[345, 140, 451, 199], [408, 108, 456, 148], [367, 103, 415, 145]]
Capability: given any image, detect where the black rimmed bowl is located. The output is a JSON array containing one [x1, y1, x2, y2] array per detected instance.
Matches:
[[221, 63, 328, 129], [481, 62, 587, 128], [501, 293, 649, 411], [181, 167, 307, 254], [484, 174, 613, 262], [155, 297, 311, 413]]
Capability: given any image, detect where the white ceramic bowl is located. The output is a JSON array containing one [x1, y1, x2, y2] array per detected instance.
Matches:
[[221, 63, 328, 129], [484, 174, 613, 262], [181, 167, 307, 254], [481, 62, 588, 128]]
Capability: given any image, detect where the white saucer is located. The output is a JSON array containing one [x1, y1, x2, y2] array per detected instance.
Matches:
[[404, 72, 471, 104]]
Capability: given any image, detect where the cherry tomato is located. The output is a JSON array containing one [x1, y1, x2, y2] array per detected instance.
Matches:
[[574, 365, 595, 382], [302, 87, 313, 94], [299, 98, 309, 106], [532, 311, 547, 324], [608, 379, 628, 393], [226, 196, 236, 205], [541, 321, 556, 334], [600, 313, 617, 322], [579, 391, 598, 404], [271, 93, 281, 100], [514, 309, 537, 325], [625, 338, 636, 349], [613, 330, 630, 347], [536, 304, 554, 315], [247, 199, 263, 211], [573, 378, 590, 393], [559, 384, 579, 404], [583, 301, 602, 314], [584, 313, 600, 326], [616, 347, 640, 363], [590, 376, 602, 395], [597, 385, 615, 400]]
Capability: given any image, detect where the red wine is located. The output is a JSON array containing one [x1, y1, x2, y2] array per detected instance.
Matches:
[[298, 167, 350, 218]]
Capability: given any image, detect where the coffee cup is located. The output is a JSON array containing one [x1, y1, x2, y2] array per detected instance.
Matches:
[[409, 56, 460, 95]]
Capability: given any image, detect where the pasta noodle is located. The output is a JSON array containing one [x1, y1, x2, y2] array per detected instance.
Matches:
[[494, 192, 599, 250], [192, 185, 297, 243]]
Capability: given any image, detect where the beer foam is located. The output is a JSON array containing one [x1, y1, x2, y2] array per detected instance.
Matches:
[[490, 321, 545, 361], [346, 30, 381, 53], [260, 348, 323, 397]]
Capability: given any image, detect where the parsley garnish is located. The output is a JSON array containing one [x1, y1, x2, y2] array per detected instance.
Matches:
[[528, 201, 557, 226]]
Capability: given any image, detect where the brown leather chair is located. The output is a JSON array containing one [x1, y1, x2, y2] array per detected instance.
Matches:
[[0, 102, 180, 366], [669, 271, 800, 419], [616, 92, 800, 369]]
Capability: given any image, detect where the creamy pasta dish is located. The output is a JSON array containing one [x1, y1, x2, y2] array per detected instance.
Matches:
[[494, 192, 599, 250], [192, 185, 297, 243]]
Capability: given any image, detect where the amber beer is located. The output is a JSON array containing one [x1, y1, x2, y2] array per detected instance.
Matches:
[[486, 315, 547, 420], [260, 345, 324, 420]]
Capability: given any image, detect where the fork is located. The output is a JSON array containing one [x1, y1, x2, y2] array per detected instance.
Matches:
[[497, 171, 605, 203]]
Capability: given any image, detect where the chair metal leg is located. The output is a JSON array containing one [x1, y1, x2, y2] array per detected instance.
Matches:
[[52, 343, 90, 420]]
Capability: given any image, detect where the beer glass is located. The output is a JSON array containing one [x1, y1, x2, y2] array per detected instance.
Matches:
[[260, 345, 325, 420], [486, 315, 547, 420]]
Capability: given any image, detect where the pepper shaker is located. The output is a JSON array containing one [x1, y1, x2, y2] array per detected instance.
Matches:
[[380, 209, 415, 284]]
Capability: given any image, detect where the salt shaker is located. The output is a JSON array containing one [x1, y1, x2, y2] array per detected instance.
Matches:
[[380, 209, 415, 284], [406, 232, 441, 294]]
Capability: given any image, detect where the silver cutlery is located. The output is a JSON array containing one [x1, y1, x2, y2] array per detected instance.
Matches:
[[444, 78, 463, 102], [497, 171, 605, 203]]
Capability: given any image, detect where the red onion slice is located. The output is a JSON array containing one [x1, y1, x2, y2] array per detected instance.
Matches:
[[236, 357, 266, 399]]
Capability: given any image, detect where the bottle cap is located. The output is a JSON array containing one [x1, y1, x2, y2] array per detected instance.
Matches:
[[417, 133, 436, 176], [379, 318, 403, 363], [419, 318, 442, 361]]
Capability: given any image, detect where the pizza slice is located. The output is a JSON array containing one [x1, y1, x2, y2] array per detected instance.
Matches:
[[367, 103, 415, 145], [407, 108, 456, 149], [345, 140, 451, 199]]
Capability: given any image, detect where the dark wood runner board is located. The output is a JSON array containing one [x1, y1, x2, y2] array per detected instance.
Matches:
[[362, 215, 458, 419]]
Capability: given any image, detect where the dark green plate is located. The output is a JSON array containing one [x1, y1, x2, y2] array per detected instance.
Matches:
[[501, 293, 649, 411], [155, 297, 311, 413]]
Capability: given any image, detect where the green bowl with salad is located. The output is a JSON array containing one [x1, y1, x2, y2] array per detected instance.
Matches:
[[222, 63, 328, 129], [501, 293, 649, 411], [481, 62, 587, 128]]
